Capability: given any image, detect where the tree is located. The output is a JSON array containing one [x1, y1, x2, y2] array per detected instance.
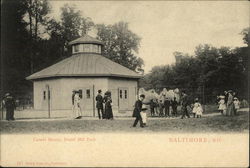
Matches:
[[139, 39, 248, 101], [96, 22, 144, 72], [241, 27, 249, 46], [26, 0, 51, 73], [1, 0, 31, 95], [47, 4, 94, 58]]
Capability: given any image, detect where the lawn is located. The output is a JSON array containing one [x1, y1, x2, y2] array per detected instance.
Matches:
[[0, 109, 248, 134]]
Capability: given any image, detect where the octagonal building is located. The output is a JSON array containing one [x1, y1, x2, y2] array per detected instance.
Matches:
[[26, 35, 141, 118]]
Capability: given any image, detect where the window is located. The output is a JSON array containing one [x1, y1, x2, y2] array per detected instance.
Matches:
[[78, 89, 83, 99], [98, 45, 101, 54], [83, 44, 91, 52], [43, 91, 46, 100], [124, 90, 127, 99], [74, 45, 79, 52], [93, 45, 98, 53], [119, 90, 122, 98], [86, 89, 90, 99]]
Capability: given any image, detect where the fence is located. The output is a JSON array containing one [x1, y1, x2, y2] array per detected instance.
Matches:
[[0, 91, 33, 111]]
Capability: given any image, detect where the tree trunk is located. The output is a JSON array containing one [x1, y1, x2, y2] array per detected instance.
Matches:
[[28, 0, 33, 74]]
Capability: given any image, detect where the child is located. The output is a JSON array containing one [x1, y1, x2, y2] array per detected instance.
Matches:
[[140, 104, 148, 126], [218, 96, 226, 115], [192, 98, 203, 118], [233, 97, 240, 115], [158, 100, 164, 117]]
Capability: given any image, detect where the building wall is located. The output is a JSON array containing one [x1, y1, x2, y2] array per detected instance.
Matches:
[[60, 77, 108, 111], [34, 78, 62, 110], [33, 77, 138, 117], [108, 78, 138, 116]]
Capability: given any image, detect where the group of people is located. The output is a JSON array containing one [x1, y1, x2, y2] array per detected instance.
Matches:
[[95, 90, 113, 120], [72, 89, 114, 120], [217, 90, 240, 116], [149, 96, 178, 117], [132, 91, 204, 128]]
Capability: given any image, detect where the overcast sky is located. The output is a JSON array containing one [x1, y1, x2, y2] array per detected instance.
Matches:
[[50, 1, 249, 73]]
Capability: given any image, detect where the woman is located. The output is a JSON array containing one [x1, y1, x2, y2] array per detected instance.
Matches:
[[104, 91, 113, 120], [218, 95, 226, 115], [226, 90, 235, 116]]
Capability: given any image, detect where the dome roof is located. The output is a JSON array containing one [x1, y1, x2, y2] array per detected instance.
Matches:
[[26, 53, 141, 80], [68, 34, 104, 45]]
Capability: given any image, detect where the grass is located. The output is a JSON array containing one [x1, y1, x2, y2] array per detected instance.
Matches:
[[0, 109, 248, 134]]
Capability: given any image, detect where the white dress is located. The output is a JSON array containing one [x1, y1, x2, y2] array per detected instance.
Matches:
[[140, 104, 147, 124], [234, 100, 240, 110], [73, 94, 82, 118], [192, 102, 203, 115], [218, 99, 226, 110]]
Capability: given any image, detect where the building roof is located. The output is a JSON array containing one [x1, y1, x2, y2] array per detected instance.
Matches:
[[68, 34, 104, 45], [26, 53, 142, 80]]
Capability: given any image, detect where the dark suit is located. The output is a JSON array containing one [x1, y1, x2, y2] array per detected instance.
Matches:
[[164, 99, 170, 117], [181, 94, 190, 119], [132, 99, 143, 127], [96, 94, 104, 119], [3, 96, 15, 120], [171, 100, 178, 116]]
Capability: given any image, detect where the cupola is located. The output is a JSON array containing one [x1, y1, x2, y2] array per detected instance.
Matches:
[[68, 34, 104, 54]]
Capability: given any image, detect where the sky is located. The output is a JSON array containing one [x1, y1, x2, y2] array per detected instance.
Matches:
[[49, 1, 249, 73]]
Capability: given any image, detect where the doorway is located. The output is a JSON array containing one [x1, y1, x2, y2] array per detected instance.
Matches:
[[118, 87, 129, 111]]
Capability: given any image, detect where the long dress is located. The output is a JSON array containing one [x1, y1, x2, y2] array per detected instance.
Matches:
[[73, 94, 82, 118], [218, 99, 226, 114], [192, 102, 203, 116], [105, 98, 113, 119], [226, 94, 234, 116]]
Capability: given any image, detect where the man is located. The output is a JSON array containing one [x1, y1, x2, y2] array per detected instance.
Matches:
[[132, 94, 145, 128], [164, 97, 171, 117], [2, 93, 15, 121], [224, 91, 228, 104], [95, 90, 104, 119], [181, 91, 190, 119], [171, 97, 178, 117]]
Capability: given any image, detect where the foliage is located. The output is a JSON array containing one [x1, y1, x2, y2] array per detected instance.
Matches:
[[139, 44, 248, 100], [1, 1, 144, 98], [1, 0, 31, 95], [241, 27, 250, 46], [96, 22, 144, 72], [47, 4, 94, 58]]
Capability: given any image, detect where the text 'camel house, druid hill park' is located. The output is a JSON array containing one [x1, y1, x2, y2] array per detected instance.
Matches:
[[26, 35, 142, 118]]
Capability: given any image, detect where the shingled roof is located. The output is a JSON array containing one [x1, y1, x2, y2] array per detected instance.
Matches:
[[26, 53, 142, 80], [68, 34, 104, 45]]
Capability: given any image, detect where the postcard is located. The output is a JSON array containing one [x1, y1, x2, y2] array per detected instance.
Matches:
[[1, 0, 249, 167]]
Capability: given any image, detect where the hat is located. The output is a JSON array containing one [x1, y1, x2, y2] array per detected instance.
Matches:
[[228, 90, 233, 93], [219, 95, 225, 99], [5, 93, 10, 96], [195, 98, 199, 101], [140, 94, 145, 98], [233, 97, 238, 100]]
